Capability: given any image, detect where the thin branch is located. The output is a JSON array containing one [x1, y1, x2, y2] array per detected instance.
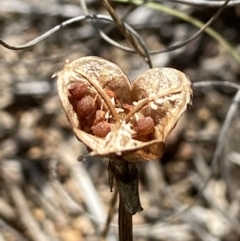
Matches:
[[0, 14, 151, 68], [148, 0, 231, 54], [78, 0, 89, 15], [112, 0, 240, 65], [89, 6, 138, 54], [0, 1, 234, 68], [193, 81, 240, 90], [100, 0, 152, 67], [95, 0, 231, 56], [0, 15, 86, 50], [105, 0, 237, 67]]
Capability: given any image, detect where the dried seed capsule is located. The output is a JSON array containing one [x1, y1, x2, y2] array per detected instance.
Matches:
[[55, 56, 192, 162], [76, 95, 96, 118], [92, 121, 111, 137], [135, 116, 155, 136], [68, 81, 88, 99]]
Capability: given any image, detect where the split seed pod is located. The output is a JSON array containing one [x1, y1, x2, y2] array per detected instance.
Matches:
[[53, 56, 192, 162]]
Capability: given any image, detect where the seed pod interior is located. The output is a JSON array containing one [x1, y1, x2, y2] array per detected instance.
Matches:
[[54, 57, 192, 162], [132, 68, 193, 141]]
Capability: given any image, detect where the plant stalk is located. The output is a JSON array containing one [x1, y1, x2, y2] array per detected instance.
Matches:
[[108, 155, 143, 240], [119, 196, 133, 241]]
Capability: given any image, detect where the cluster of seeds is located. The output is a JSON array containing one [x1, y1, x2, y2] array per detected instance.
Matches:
[[67, 81, 110, 137], [67, 80, 155, 140]]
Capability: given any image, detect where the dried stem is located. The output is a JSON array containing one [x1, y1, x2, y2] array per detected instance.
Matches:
[[118, 197, 133, 241], [108, 155, 143, 240], [100, 0, 152, 68]]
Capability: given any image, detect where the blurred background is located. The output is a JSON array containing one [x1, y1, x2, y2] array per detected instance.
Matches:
[[1, 0, 240, 240]]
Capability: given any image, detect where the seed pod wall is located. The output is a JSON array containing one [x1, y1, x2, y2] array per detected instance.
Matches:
[[53, 56, 192, 162]]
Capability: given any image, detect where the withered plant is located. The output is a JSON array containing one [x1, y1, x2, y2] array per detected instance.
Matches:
[[53, 56, 192, 240]]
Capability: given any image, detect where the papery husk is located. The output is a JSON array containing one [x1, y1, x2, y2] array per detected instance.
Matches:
[[132, 68, 193, 142], [54, 57, 192, 162], [72, 56, 132, 104], [54, 57, 149, 158], [54, 56, 131, 127], [124, 68, 192, 161]]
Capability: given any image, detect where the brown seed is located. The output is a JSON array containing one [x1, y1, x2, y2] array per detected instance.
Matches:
[[92, 121, 111, 137], [68, 81, 88, 99], [135, 116, 155, 136], [76, 95, 96, 118]]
